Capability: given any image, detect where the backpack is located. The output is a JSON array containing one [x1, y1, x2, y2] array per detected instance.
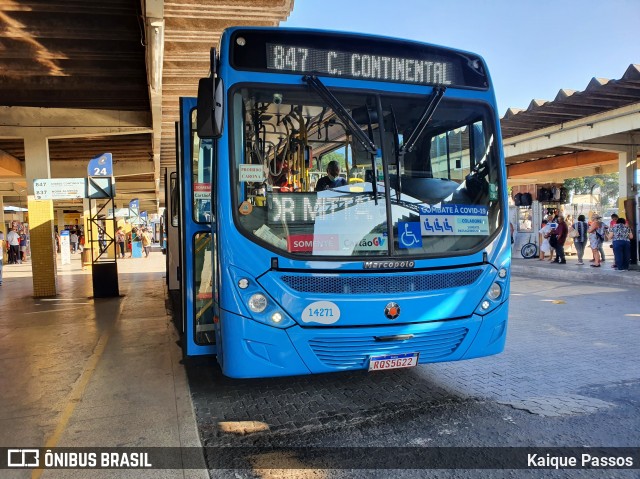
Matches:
[[513, 192, 522, 206], [574, 221, 586, 242], [537, 187, 551, 202], [520, 192, 532, 206]]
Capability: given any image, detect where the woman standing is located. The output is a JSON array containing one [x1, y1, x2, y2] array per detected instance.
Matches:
[[588, 215, 604, 267], [142, 228, 152, 258], [609, 217, 633, 271], [572, 215, 588, 265], [115, 226, 126, 259], [539, 219, 552, 261], [564, 215, 575, 256]]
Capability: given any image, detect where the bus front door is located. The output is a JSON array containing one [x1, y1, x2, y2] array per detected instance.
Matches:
[[178, 97, 217, 356]]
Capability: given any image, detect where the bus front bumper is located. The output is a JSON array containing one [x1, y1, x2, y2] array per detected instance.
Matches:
[[219, 301, 508, 378]]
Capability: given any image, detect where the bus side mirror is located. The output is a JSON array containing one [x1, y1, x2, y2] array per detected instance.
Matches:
[[197, 77, 224, 139]]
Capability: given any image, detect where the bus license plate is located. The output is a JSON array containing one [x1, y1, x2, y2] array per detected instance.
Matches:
[[368, 352, 419, 371]]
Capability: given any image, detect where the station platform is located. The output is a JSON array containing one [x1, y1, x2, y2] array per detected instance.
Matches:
[[511, 243, 640, 287], [0, 252, 207, 479]]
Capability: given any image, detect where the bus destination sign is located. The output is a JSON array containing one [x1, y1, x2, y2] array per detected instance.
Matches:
[[267, 43, 459, 87]]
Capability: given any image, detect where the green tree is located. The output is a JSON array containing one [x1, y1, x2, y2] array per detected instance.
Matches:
[[318, 151, 345, 172], [563, 173, 619, 209]]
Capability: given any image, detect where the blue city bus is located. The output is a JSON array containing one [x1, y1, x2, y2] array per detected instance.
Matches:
[[183, 27, 510, 378]]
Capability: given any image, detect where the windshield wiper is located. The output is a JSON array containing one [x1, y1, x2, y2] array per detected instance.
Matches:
[[303, 75, 377, 154], [389, 104, 402, 200], [304, 75, 380, 202], [400, 86, 446, 154]]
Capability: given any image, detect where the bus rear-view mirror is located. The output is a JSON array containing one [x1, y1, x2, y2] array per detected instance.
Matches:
[[197, 77, 224, 139]]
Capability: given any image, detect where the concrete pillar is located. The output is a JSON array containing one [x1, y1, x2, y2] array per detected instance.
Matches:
[[0, 195, 5, 234], [618, 137, 639, 265], [114, 201, 125, 228], [617, 134, 637, 208], [24, 134, 57, 297], [56, 208, 65, 233]]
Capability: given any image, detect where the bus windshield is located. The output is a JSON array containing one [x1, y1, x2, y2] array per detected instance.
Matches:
[[232, 85, 502, 258]]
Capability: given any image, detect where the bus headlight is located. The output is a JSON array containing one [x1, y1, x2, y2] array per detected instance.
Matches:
[[248, 293, 268, 313], [229, 266, 295, 328], [498, 268, 507, 278], [487, 282, 501, 300]]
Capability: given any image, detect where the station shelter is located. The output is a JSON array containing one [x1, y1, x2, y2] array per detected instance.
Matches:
[[503, 65, 640, 263]]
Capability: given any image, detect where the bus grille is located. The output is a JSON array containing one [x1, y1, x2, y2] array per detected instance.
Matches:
[[281, 270, 482, 294], [308, 327, 468, 368]]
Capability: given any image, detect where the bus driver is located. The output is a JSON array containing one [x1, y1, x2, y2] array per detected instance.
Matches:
[[315, 160, 347, 191]]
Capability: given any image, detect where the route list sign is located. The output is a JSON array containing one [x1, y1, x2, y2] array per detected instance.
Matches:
[[33, 178, 86, 200]]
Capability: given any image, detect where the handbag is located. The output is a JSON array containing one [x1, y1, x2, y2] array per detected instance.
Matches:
[[568, 228, 579, 239]]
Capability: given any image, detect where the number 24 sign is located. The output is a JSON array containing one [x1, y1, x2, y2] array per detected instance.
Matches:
[[87, 153, 113, 177]]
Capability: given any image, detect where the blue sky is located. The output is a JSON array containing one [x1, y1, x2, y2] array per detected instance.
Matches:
[[282, 0, 639, 115]]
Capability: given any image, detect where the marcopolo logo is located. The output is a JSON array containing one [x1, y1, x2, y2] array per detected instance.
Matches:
[[363, 260, 415, 270], [7, 449, 40, 468]]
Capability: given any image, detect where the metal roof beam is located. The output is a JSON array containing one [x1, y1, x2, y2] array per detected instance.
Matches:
[[507, 150, 617, 177], [503, 102, 640, 158], [0, 106, 151, 139], [0, 149, 23, 177]]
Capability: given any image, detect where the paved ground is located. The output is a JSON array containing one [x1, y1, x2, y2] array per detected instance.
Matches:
[[0, 252, 206, 479], [186, 273, 640, 478]]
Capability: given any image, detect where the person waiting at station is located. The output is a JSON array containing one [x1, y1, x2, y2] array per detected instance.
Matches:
[[608, 217, 633, 271], [19, 231, 27, 262], [550, 215, 568, 264], [69, 230, 78, 253], [115, 226, 126, 259], [142, 228, 153, 258], [7, 227, 20, 264], [315, 160, 347, 191]]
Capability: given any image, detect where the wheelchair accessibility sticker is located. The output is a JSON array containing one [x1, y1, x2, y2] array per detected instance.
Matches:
[[398, 222, 423, 249], [420, 204, 489, 236]]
